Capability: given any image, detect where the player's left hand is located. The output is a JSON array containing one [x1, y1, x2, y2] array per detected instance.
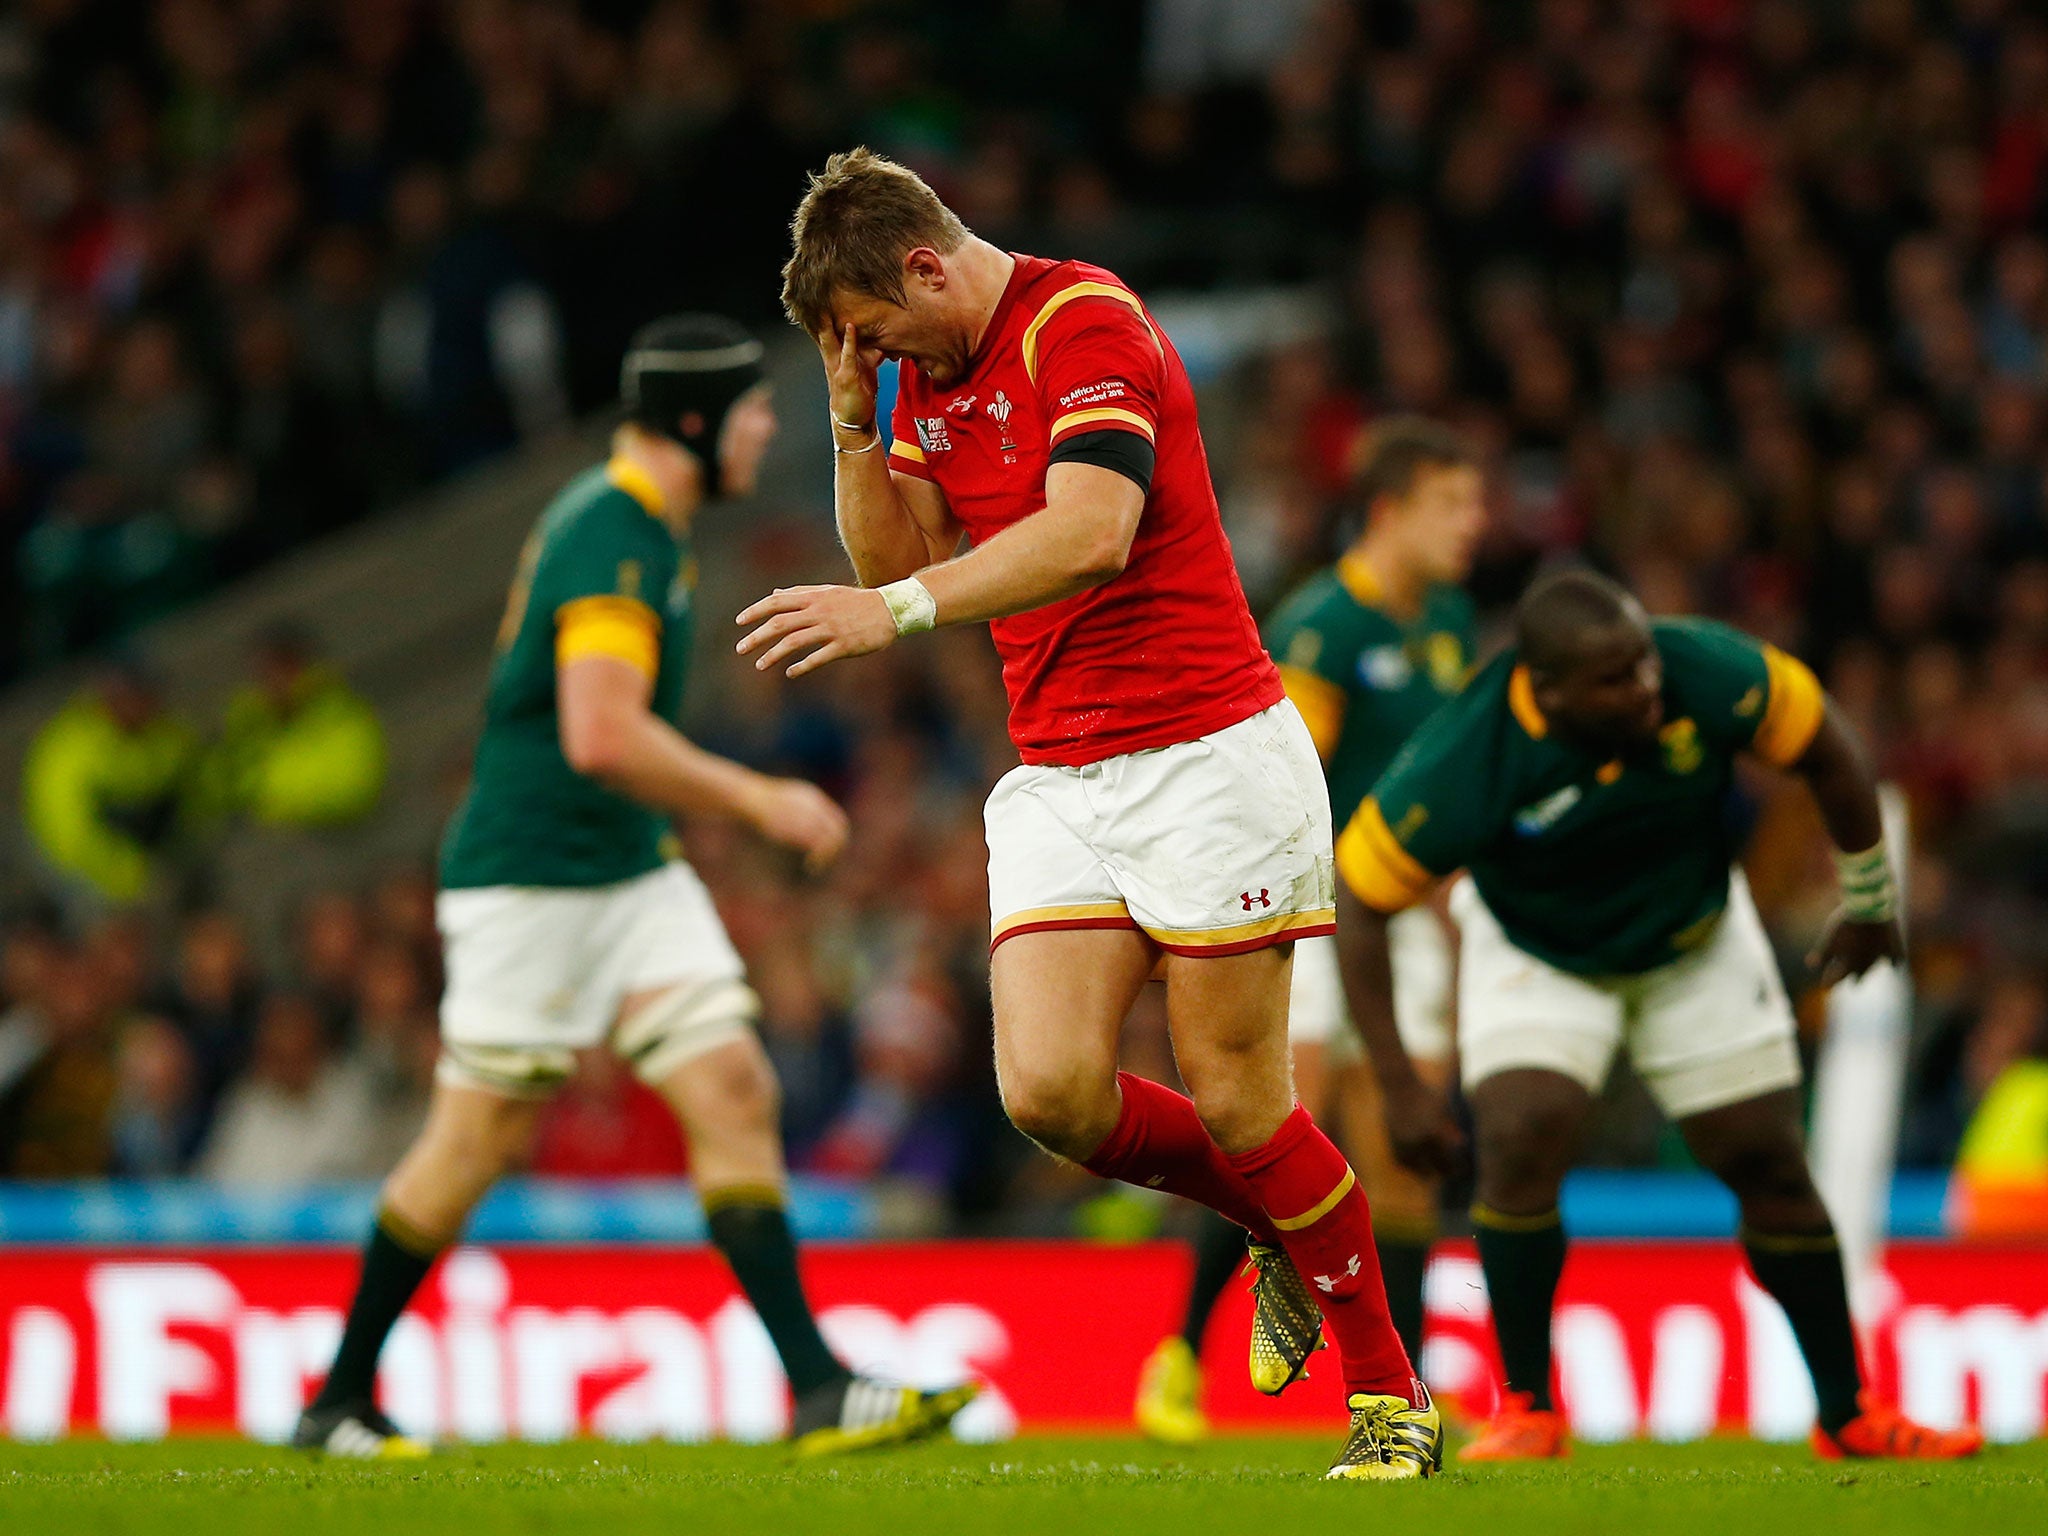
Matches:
[[737, 585, 897, 678], [1808, 913, 1904, 986]]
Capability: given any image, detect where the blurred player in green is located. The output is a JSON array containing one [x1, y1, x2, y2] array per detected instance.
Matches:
[[1136, 418, 1483, 1442], [295, 315, 974, 1458], [1335, 569, 1980, 1462]]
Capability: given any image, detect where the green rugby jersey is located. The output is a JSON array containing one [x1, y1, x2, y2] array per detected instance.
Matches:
[[440, 457, 696, 890], [1336, 618, 1825, 976], [1264, 552, 1475, 822]]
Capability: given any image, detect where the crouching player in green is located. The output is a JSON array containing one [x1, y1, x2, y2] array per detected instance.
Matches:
[[1334, 570, 1981, 1463], [295, 316, 975, 1458]]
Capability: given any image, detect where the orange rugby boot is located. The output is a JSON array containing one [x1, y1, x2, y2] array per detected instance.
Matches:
[[1457, 1391, 1570, 1462], [1810, 1393, 1983, 1460]]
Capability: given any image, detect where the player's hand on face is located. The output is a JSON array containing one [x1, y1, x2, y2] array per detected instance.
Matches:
[[817, 322, 880, 429], [750, 776, 850, 872], [1383, 1077, 1468, 1180], [736, 585, 898, 678], [1808, 913, 1905, 986]]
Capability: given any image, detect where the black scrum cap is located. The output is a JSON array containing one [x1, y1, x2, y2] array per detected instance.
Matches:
[[620, 314, 765, 497]]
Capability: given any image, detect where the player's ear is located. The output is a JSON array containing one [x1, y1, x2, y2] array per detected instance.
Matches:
[[905, 246, 945, 290]]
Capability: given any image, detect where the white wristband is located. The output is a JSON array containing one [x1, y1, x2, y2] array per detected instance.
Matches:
[[1833, 837, 1898, 923], [878, 576, 937, 636]]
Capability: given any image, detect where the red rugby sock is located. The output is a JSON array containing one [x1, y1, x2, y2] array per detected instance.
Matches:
[[1229, 1103, 1418, 1402], [1082, 1072, 1280, 1245]]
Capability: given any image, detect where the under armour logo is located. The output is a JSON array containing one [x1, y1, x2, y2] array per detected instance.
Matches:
[[1314, 1254, 1362, 1293], [1241, 889, 1271, 911]]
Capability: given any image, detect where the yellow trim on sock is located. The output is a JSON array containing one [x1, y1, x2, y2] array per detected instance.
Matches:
[[700, 1181, 788, 1217], [376, 1205, 447, 1260], [1470, 1203, 1562, 1233], [1271, 1167, 1357, 1232]]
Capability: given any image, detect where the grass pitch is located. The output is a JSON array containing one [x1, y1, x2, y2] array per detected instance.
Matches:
[[2, 1435, 2039, 1536]]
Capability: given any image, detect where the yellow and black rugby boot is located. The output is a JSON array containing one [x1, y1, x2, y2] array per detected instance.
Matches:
[[791, 1373, 980, 1457], [1326, 1382, 1444, 1481], [1135, 1335, 1209, 1444], [1246, 1240, 1327, 1394], [291, 1400, 430, 1459]]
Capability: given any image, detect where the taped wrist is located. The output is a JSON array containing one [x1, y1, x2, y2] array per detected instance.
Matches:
[[878, 576, 937, 635], [1047, 428, 1155, 493], [1833, 837, 1897, 922]]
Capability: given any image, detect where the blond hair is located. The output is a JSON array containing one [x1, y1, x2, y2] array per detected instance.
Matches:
[[781, 147, 969, 333]]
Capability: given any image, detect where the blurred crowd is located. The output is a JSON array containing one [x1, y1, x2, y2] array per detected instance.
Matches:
[[7, 1, 2048, 1221], [1, 873, 440, 1182]]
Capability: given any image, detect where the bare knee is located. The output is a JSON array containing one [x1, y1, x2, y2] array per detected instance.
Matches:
[[1000, 1066, 1117, 1160], [704, 1039, 782, 1124], [1472, 1075, 1588, 1215], [387, 1086, 542, 1238], [1681, 1092, 1830, 1230], [1706, 1135, 1826, 1228], [434, 1093, 541, 1174], [665, 1037, 783, 1140], [1186, 1072, 1287, 1156]]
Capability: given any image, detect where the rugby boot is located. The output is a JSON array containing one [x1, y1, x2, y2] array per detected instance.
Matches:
[[1458, 1390, 1570, 1462], [1135, 1336, 1209, 1444], [790, 1373, 980, 1457], [291, 1400, 430, 1459], [1810, 1393, 1983, 1460], [1326, 1382, 1444, 1480], [1246, 1240, 1327, 1395]]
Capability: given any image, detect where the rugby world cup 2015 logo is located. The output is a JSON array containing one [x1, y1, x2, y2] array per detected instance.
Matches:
[[988, 390, 1018, 458], [1514, 784, 1582, 836]]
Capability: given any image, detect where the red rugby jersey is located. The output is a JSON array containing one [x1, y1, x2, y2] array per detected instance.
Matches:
[[888, 254, 1282, 766]]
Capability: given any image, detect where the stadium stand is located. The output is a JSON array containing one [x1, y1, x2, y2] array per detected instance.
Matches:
[[3, 1, 2048, 1238]]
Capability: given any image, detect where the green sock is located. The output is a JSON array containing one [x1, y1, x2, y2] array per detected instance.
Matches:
[[312, 1209, 441, 1409], [1180, 1209, 1247, 1349], [1374, 1229, 1433, 1368], [1473, 1204, 1566, 1411], [1741, 1226, 1863, 1435], [705, 1186, 847, 1397]]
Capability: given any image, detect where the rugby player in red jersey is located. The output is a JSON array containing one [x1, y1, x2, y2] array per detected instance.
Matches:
[[739, 148, 1437, 1480]]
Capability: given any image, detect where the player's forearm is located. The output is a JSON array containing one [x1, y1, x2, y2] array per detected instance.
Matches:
[[571, 711, 772, 826], [1794, 702, 1884, 854], [1336, 886, 1427, 1094], [914, 501, 1128, 626], [834, 443, 934, 587]]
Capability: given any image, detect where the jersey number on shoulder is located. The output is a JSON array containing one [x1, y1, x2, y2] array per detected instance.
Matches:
[[495, 530, 545, 652]]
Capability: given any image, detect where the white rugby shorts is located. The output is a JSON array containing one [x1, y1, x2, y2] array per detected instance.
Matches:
[[1452, 869, 1802, 1119], [1287, 908, 1455, 1063], [985, 701, 1336, 956], [436, 861, 758, 1096]]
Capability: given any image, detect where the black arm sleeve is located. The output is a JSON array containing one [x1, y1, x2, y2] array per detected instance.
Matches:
[[1045, 428, 1155, 494]]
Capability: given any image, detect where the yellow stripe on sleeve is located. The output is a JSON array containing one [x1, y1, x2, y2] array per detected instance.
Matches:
[[889, 436, 925, 463], [1020, 282, 1164, 383], [556, 594, 660, 677], [1277, 664, 1345, 761], [1751, 645, 1826, 766], [1335, 797, 1435, 913], [1049, 406, 1156, 442]]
